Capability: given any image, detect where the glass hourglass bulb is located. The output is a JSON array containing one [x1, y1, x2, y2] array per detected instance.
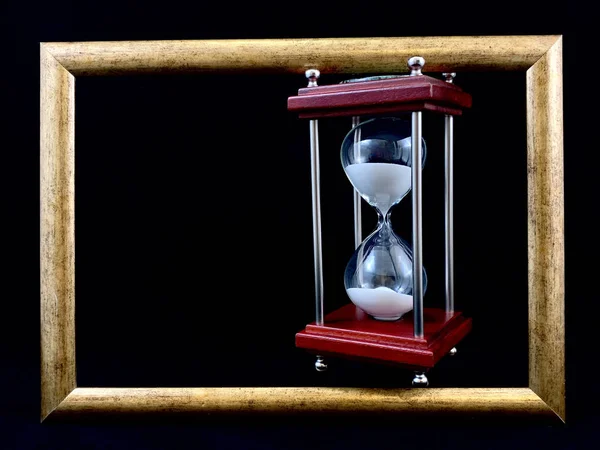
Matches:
[[341, 117, 427, 321]]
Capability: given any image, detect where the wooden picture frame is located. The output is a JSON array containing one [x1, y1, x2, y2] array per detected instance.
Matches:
[[40, 36, 564, 422]]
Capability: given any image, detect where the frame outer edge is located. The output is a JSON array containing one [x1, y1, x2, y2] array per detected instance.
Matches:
[[40, 44, 77, 422], [38, 36, 566, 423], [526, 36, 565, 422]]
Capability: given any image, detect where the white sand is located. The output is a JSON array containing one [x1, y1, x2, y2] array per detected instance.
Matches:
[[346, 286, 413, 321], [345, 163, 411, 214]]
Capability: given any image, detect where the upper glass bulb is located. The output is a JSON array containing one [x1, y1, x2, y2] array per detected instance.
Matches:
[[341, 117, 426, 216]]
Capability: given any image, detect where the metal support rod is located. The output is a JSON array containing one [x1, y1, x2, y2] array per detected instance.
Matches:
[[352, 116, 362, 249], [443, 71, 456, 317], [411, 111, 424, 338], [309, 119, 324, 326], [305, 69, 324, 327], [444, 114, 455, 315]]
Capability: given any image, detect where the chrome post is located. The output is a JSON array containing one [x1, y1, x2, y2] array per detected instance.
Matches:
[[412, 371, 429, 387], [443, 72, 456, 316], [306, 69, 324, 327], [309, 119, 323, 326], [411, 110, 424, 339], [408, 56, 425, 76], [352, 116, 362, 249], [315, 355, 328, 371], [409, 57, 425, 339]]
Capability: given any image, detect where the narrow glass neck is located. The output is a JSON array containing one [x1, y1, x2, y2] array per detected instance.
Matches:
[[376, 209, 393, 229], [374, 209, 394, 244]]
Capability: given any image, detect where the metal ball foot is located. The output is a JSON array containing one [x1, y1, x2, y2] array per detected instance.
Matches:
[[412, 372, 429, 387], [449, 347, 457, 356], [315, 355, 328, 372]]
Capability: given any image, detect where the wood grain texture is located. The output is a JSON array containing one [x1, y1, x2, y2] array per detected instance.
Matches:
[[297, 102, 464, 119], [50, 388, 557, 420], [40, 45, 76, 421], [42, 36, 559, 76], [296, 305, 471, 368], [526, 37, 565, 421], [288, 74, 472, 118]]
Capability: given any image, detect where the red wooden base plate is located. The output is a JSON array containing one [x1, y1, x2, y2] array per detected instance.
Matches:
[[296, 304, 472, 370]]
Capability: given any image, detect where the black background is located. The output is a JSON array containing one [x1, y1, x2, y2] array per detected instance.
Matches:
[[2, 0, 599, 448], [74, 71, 528, 390]]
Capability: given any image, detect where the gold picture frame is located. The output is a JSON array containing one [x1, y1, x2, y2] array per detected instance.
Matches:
[[40, 36, 564, 422]]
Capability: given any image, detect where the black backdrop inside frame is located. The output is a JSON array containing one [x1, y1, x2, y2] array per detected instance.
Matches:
[[74, 70, 527, 389]]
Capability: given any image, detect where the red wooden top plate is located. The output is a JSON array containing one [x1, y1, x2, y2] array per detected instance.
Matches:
[[287, 75, 472, 119]]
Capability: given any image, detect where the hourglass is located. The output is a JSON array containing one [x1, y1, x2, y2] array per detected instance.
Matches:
[[289, 57, 473, 385], [342, 117, 427, 321]]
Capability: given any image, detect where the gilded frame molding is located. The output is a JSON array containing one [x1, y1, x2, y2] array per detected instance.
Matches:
[[40, 36, 564, 422]]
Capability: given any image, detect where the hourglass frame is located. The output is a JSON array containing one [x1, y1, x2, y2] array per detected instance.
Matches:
[[289, 58, 473, 385]]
